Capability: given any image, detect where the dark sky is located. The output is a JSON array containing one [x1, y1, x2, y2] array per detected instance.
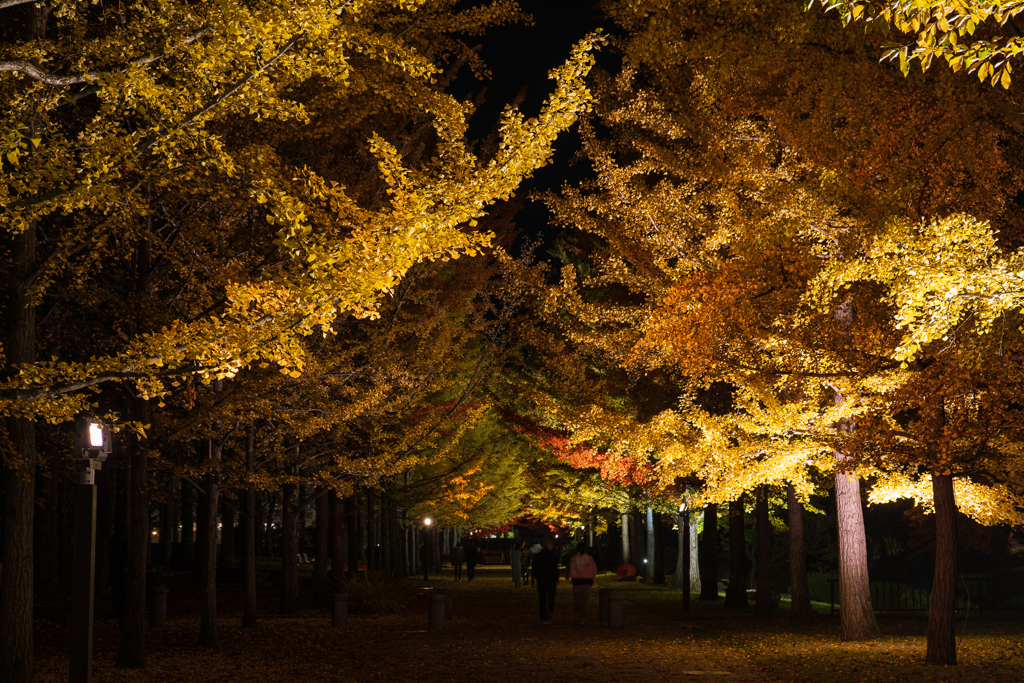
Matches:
[[452, 0, 603, 249]]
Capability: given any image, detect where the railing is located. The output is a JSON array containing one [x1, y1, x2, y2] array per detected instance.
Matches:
[[828, 578, 1024, 618]]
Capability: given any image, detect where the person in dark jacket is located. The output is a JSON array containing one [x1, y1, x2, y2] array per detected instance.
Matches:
[[465, 542, 479, 582], [533, 535, 560, 624], [451, 542, 466, 582]]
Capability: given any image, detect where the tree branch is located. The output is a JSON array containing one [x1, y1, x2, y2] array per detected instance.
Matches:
[[0, 27, 210, 86]]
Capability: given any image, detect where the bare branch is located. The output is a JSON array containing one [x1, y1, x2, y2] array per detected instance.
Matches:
[[0, 0, 37, 9], [0, 27, 210, 86]]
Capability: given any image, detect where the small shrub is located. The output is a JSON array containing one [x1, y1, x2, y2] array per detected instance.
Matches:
[[340, 570, 408, 615]]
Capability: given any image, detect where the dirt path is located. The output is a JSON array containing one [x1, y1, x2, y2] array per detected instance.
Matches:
[[35, 566, 778, 683]]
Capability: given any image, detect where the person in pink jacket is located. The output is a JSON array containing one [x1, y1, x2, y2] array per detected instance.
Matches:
[[566, 544, 598, 625]]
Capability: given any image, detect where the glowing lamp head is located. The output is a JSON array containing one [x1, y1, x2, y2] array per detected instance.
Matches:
[[74, 418, 111, 463], [424, 517, 432, 526], [88, 422, 104, 448]]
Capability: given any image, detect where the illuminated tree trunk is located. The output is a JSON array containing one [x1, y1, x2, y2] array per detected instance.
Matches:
[[699, 503, 719, 600], [243, 423, 257, 628], [755, 486, 772, 614], [673, 511, 687, 590], [645, 506, 655, 581], [926, 471, 957, 665], [835, 469, 880, 641], [117, 398, 150, 668], [620, 511, 630, 564], [690, 511, 701, 593], [653, 511, 666, 584], [630, 508, 644, 573], [2, 224, 37, 683], [724, 496, 748, 608], [313, 489, 329, 602], [280, 482, 298, 614], [787, 483, 813, 622]]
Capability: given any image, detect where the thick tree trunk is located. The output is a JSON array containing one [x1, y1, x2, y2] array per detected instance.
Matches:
[[787, 483, 813, 622], [117, 401, 150, 668], [2, 224, 37, 683], [243, 424, 257, 628], [653, 511, 666, 584], [181, 479, 195, 565], [198, 422, 222, 646], [365, 490, 376, 571], [313, 488, 329, 602], [699, 503, 719, 600], [926, 471, 957, 665], [645, 506, 655, 580], [280, 483, 298, 614], [345, 495, 360, 577], [620, 511, 630, 564], [330, 492, 344, 588], [755, 485, 772, 614], [725, 496, 748, 608], [835, 469, 880, 641]]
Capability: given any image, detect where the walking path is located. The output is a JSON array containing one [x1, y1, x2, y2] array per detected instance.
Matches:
[[35, 565, 779, 683]]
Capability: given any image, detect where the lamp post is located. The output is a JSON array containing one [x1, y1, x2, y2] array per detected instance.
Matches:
[[70, 418, 111, 683], [422, 518, 432, 581]]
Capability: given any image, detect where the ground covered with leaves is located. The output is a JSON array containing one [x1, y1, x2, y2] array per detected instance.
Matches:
[[35, 566, 1024, 683]]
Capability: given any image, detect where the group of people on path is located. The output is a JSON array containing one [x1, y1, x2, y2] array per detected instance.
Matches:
[[448, 535, 598, 625]]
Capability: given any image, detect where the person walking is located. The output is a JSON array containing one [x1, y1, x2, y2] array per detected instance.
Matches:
[[510, 541, 523, 588], [533, 535, 560, 624], [528, 537, 542, 586], [451, 541, 466, 582], [465, 542, 478, 582], [567, 544, 598, 625]]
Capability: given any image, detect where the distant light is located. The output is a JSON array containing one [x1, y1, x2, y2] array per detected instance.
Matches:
[[643, 559, 648, 563], [88, 422, 104, 448], [424, 518, 432, 526]]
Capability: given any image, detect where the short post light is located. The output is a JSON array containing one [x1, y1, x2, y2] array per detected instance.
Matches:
[[70, 417, 110, 683], [422, 517, 432, 581]]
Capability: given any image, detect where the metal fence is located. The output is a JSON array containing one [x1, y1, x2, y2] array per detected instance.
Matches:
[[828, 578, 1024, 618]]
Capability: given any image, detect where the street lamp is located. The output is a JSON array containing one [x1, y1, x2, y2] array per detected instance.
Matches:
[[71, 417, 111, 683], [422, 518, 432, 581]]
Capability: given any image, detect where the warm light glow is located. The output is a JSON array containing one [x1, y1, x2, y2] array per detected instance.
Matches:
[[88, 422, 104, 448], [424, 517, 432, 526]]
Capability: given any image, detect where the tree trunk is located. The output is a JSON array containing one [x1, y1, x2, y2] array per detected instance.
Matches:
[[345, 495, 360, 577], [620, 511, 630, 564], [835, 469, 880, 640], [181, 478, 195, 566], [630, 507, 644, 574], [313, 488, 329, 602], [160, 478, 174, 567], [36, 444, 61, 596], [673, 511, 687, 590], [243, 423, 257, 628], [117, 400, 150, 668], [653, 511, 666, 584], [366, 489, 376, 571], [787, 483, 813, 622], [755, 485, 772, 614], [926, 471, 957, 665], [724, 496, 748, 608], [699, 503, 719, 600], [644, 506, 655, 581], [280, 482, 298, 614], [198, 419, 222, 646], [380, 494, 391, 575], [219, 502, 235, 570], [2, 223, 38, 683], [95, 465, 113, 611], [689, 511, 701, 594], [330, 492, 344, 588]]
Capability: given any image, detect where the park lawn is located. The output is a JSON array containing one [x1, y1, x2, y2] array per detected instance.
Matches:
[[605, 577, 1024, 683]]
